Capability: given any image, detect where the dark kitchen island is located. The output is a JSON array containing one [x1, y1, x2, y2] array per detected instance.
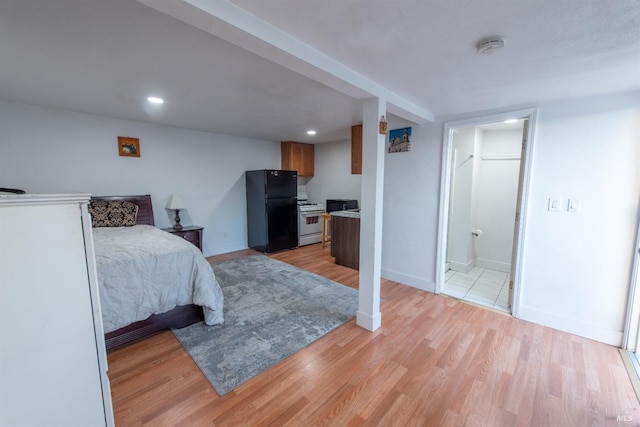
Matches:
[[331, 210, 360, 270]]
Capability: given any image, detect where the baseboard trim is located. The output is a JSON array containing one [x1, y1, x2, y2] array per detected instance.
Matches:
[[381, 269, 435, 293], [518, 304, 623, 346], [357, 311, 381, 331], [208, 242, 253, 257], [475, 258, 510, 273], [448, 260, 474, 274]]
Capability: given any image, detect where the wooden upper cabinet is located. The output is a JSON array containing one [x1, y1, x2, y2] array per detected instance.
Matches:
[[281, 141, 314, 176], [351, 124, 362, 175]]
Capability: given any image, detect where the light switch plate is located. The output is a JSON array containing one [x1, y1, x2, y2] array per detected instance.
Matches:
[[548, 197, 561, 212], [568, 198, 580, 212]]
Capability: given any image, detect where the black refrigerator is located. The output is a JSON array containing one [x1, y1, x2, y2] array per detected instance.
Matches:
[[246, 169, 298, 253]]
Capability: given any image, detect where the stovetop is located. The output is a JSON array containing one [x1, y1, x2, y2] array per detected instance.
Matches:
[[298, 202, 325, 212]]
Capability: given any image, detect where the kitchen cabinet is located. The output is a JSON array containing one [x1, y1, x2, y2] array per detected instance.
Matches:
[[281, 141, 314, 176], [351, 124, 362, 175], [331, 211, 360, 270], [0, 194, 114, 426]]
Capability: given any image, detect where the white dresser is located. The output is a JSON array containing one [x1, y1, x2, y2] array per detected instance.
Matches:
[[0, 194, 114, 426]]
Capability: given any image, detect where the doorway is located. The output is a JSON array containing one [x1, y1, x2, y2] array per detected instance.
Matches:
[[436, 108, 537, 317]]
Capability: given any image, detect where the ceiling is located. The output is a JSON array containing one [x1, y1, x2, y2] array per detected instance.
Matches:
[[1, 0, 638, 143]]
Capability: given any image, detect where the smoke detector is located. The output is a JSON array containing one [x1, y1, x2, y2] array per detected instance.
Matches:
[[476, 37, 505, 55]]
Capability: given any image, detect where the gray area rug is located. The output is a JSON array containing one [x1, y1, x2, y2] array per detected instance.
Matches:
[[172, 254, 359, 395]]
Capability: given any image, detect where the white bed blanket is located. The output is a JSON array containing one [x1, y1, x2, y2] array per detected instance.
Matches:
[[93, 225, 224, 333]]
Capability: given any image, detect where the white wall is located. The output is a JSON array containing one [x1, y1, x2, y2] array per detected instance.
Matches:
[[474, 129, 522, 271], [305, 139, 361, 206], [381, 91, 640, 346], [447, 126, 476, 272], [517, 93, 640, 345], [381, 122, 442, 291], [0, 100, 280, 256]]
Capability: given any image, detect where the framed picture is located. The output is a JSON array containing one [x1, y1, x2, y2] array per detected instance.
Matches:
[[388, 127, 412, 153], [118, 136, 140, 157]]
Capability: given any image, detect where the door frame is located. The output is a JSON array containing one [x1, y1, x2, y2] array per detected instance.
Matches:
[[435, 107, 538, 317], [622, 214, 640, 351]]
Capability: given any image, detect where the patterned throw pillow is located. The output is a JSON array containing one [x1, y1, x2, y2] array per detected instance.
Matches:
[[89, 200, 139, 227]]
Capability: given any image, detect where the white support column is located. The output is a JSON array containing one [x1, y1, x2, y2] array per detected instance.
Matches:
[[357, 97, 386, 331]]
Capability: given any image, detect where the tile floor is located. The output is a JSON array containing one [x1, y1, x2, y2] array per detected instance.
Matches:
[[444, 267, 510, 312]]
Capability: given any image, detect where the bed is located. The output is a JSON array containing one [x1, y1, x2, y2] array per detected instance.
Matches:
[[90, 195, 224, 350]]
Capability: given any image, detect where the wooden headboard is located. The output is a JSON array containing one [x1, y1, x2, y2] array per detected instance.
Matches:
[[91, 195, 155, 226]]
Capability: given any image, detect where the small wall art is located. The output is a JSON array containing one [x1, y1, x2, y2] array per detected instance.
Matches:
[[388, 127, 411, 153], [379, 115, 388, 134], [118, 136, 140, 157]]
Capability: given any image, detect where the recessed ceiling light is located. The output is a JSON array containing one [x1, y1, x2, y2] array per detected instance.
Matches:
[[307, 130, 317, 135], [147, 96, 164, 104], [504, 119, 518, 124]]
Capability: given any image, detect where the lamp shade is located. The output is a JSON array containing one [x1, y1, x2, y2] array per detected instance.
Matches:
[[166, 194, 186, 210]]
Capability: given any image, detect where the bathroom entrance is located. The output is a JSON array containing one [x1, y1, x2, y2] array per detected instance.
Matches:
[[437, 109, 536, 314]]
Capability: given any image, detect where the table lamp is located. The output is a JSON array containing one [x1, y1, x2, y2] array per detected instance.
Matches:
[[166, 194, 186, 231]]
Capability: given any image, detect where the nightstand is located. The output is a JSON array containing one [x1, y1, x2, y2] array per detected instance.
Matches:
[[163, 226, 203, 251]]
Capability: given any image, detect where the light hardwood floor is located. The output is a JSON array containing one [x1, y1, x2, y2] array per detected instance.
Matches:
[[107, 244, 639, 426]]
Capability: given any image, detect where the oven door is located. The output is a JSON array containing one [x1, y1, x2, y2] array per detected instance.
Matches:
[[299, 211, 323, 236]]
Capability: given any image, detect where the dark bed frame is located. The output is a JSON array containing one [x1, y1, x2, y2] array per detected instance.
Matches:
[[92, 195, 205, 351]]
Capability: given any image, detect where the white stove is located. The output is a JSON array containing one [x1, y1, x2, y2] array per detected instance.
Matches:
[[298, 203, 324, 213], [297, 199, 325, 246]]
